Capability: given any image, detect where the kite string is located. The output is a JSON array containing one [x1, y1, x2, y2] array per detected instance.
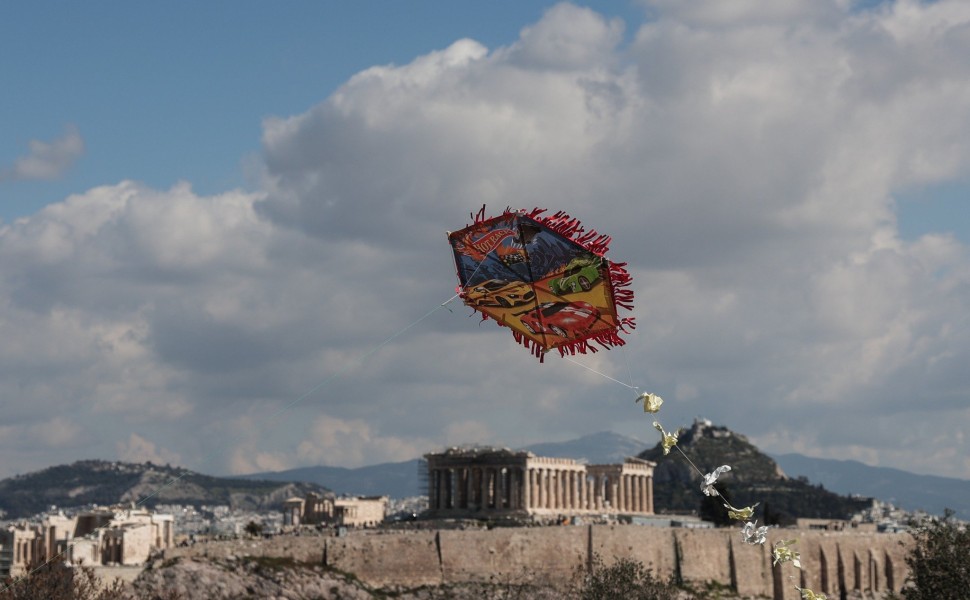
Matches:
[[562, 355, 638, 390]]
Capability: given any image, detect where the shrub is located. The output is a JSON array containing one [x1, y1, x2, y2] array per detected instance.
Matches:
[[0, 563, 126, 600], [575, 554, 684, 600], [898, 509, 970, 600], [0, 562, 182, 600]]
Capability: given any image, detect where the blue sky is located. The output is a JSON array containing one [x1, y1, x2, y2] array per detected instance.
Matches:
[[0, 1, 641, 219], [2, 0, 970, 485]]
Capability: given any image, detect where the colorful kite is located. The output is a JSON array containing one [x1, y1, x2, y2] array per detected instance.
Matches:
[[447, 206, 635, 361]]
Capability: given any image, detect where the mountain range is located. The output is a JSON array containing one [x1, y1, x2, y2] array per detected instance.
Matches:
[[771, 453, 970, 521]]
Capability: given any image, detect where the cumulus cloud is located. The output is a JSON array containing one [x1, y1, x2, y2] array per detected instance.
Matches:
[[1, 124, 84, 181], [294, 414, 431, 469], [116, 433, 182, 466], [2, 0, 970, 482]]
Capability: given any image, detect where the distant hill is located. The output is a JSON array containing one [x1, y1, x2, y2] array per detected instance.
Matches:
[[772, 453, 970, 521], [639, 420, 871, 525], [0, 460, 329, 519], [522, 431, 649, 464], [241, 460, 427, 499]]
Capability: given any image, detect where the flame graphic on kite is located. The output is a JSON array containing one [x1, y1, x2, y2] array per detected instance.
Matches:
[[448, 207, 635, 361]]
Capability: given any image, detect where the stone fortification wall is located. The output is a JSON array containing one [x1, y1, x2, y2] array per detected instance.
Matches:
[[438, 526, 587, 587], [163, 526, 909, 599], [592, 524, 676, 576], [326, 530, 440, 587]]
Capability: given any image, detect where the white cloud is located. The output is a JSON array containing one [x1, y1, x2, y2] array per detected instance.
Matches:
[[2, 0, 970, 482], [294, 414, 431, 469], [505, 3, 625, 70], [115, 433, 181, 466], [1, 125, 84, 181]]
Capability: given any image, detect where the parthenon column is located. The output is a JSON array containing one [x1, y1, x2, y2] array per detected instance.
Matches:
[[525, 468, 532, 509], [483, 468, 489, 509]]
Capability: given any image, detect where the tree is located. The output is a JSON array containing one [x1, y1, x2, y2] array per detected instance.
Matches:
[[699, 484, 734, 527], [244, 520, 264, 537], [898, 509, 970, 600], [575, 554, 684, 600]]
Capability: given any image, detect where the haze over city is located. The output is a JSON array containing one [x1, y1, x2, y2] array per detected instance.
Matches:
[[2, 0, 969, 483]]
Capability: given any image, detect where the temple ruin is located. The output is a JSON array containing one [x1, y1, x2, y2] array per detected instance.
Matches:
[[425, 447, 655, 518], [283, 493, 388, 528]]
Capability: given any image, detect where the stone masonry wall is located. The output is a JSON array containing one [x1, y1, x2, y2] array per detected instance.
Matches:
[[163, 526, 910, 599]]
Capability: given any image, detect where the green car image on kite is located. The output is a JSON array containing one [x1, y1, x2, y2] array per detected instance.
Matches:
[[549, 255, 603, 296]]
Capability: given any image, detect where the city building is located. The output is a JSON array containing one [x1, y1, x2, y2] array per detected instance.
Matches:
[[283, 493, 387, 528], [0, 506, 174, 578]]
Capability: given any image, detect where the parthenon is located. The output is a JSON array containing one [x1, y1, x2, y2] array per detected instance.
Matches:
[[425, 447, 655, 518]]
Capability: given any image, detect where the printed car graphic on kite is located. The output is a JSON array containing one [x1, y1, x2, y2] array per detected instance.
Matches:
[[517, 301, 601, 338], [465, 279, 536, 308], [549, 256, 603, 295]]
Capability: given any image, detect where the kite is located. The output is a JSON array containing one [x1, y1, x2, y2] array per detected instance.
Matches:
[[447, 206, 635, 361]]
